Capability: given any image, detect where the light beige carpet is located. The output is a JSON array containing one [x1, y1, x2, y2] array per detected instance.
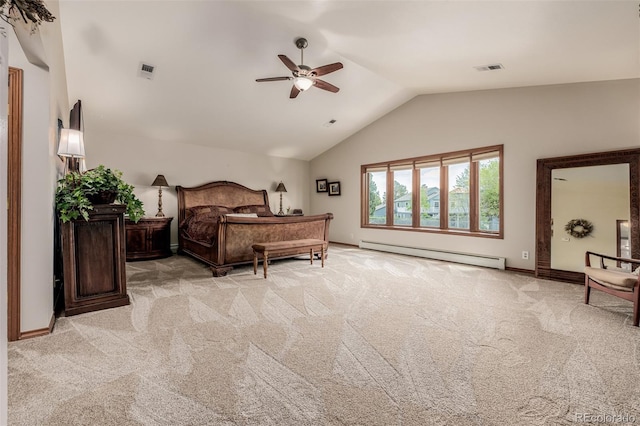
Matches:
[[8, 245, 640, 425]]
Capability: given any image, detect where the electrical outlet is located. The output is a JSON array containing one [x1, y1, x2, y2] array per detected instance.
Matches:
[[522, 251, 529, 260]]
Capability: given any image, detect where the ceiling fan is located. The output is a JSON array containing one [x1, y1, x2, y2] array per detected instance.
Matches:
[[256, 37, 343, 99]]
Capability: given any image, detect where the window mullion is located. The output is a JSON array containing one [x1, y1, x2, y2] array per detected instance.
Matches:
[[469, 160, 478, 232], [361, 170, 367, 227], [412, 167, 419, 228], [441, 165, 448, 229], [386, 168, 393, 225]]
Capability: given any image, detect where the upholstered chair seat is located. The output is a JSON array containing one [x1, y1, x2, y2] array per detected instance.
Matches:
[[584, 251, 640, 326]]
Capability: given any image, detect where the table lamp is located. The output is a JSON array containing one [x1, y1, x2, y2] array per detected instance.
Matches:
[[275, 181, 287, 215], [151, 174, 169, 217]]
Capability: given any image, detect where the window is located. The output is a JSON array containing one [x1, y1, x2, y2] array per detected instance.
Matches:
[[417, 162, 440, 227], [475, 154, 501, 232], [391, 165, 412, 226], [361, 145, 502, 238], [366, 168, 387, 225], [445, 157, 470, 230]]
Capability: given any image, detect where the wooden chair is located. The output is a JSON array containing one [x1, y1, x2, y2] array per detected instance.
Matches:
[[584, 251, 640, 326]]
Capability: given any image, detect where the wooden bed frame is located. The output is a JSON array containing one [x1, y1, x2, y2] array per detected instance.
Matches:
[[176, 181, 333, 276]]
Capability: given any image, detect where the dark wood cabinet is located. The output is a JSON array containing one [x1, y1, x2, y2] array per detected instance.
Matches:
[[125, 217, 173, 261], [61, 204, 130, 316]]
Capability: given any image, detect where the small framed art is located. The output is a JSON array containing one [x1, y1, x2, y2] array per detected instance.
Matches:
[[328, 181, 341, 196], [316, 179, 328, 193]]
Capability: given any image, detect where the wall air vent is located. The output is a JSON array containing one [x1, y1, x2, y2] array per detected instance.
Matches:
[[474, 63, 504, 72], [138, 62, 155, 80]]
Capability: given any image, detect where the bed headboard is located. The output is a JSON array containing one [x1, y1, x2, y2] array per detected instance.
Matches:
[[176, 181, 270, 223]]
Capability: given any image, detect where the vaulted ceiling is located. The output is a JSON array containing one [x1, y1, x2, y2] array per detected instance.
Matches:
[[58, 1, 639, 161]]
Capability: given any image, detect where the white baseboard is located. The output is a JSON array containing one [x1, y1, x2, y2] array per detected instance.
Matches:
[[359, 240, 505, 270]]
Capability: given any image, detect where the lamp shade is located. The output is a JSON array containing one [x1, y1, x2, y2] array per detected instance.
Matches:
[[293, 77, 313, 91], [151, 175, 169, 187], [275, 182, 287, 192], [57, 129, 85, 158]]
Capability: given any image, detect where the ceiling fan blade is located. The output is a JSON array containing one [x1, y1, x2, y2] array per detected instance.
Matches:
[[290, 85, 301, 99], [256, 77, 292, 82], [310, 62, 343, 77], [313, 79, 340, 93], [278, 55, 299, 72]]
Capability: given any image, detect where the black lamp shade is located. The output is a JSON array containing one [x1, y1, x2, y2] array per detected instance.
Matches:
[[152, 174, 169, 187], [275, 182, 287, 192]]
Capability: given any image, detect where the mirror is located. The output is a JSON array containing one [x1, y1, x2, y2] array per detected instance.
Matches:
[[536, 148, 640, 283], [617, 219, 631, 270], [550, 164, 630, 272]]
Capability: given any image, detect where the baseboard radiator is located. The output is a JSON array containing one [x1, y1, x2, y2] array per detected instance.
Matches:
[[359, 240, 506, 270]]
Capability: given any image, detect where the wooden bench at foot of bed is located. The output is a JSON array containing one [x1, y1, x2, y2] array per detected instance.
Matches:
[[252, 239, 327, 278]]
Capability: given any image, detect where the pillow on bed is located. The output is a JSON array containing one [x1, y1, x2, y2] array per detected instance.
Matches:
[[233, 204, 274, 217], [180, 206, 232, 229], [226, 213, 259, 218], [185, 206, 232, 221], [187, 205, 215, 215], [187, 205, 233, 216], [210, 206, 234, 216]]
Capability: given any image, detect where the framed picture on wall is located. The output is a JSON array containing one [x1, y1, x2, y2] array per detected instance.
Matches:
[[328, 181, 341, 196], [316, 179, 328, 193]]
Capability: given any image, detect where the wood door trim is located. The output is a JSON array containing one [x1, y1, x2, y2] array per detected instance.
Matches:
[[535, 148, 640, 283], [8, 67, 23, 341]]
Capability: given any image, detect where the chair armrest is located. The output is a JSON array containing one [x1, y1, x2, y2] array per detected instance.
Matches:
[[585, 251, 640, 271]]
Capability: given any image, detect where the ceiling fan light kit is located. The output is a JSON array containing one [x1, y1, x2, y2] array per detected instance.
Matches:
[[294, 76, 313, 91], [256, 37, 343, 99]]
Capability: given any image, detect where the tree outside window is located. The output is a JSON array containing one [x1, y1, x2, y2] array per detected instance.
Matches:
[[393, 169, 412, 226], [367, 171, 386, 224], [448, 161, 470, 229], [478, 158, 500, 231]]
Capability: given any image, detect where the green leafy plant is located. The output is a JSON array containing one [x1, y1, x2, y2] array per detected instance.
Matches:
[[56, 165, 145, 223]]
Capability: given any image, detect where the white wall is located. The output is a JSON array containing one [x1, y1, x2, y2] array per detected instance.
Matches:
[[86, 132, 310, 245], [10, 34, 55, 332], [309, 79, 640, 270], [8, 0, 68, 334]]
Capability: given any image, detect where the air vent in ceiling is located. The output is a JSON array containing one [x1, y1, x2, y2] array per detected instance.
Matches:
[[138, 62, 155, 80], [474, 63, 504, 72]]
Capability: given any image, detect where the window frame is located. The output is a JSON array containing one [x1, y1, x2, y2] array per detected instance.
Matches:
[[361, 144, 503, 239]]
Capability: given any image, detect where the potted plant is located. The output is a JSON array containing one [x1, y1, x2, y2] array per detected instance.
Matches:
[[55, 165, 145, 223]]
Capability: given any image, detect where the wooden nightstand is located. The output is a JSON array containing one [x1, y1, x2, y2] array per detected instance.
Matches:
[[125, 217, 173, 261]]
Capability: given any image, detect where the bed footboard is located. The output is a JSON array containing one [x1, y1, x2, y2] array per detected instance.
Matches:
[[179, 214, 333, 276]]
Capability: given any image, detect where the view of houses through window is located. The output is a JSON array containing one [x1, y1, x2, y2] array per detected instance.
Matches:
[[362, 145, 502, 237]]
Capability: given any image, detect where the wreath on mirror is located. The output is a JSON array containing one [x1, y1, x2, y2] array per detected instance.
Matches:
[[564, 218, 594, 239]]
